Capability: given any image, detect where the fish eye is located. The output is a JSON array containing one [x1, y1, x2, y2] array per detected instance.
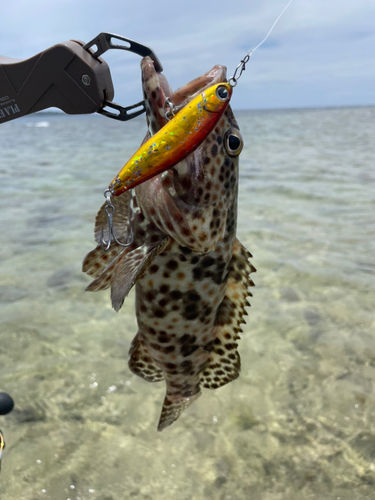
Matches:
[[224, 127, 243, 157], [216, 85, 229, 101]]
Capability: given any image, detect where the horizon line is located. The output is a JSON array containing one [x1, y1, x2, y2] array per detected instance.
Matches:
[[28, 103, 375, 117]]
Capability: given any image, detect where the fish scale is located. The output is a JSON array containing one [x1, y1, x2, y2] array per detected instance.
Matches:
[[83, 58, 256, 430]]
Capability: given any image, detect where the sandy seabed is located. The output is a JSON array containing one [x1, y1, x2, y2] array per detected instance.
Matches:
[[0, 107, 374, 499]]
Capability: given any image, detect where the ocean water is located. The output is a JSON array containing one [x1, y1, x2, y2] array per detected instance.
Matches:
[[0, 106, 374, 500]]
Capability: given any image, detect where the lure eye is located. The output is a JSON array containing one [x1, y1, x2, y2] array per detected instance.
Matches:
[[216, 85, 230, 101], [224, 127, 243, 157]]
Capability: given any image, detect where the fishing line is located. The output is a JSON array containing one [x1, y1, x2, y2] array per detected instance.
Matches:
[[229, 0, 294, 85], [248, 0, 294, 57], [99, 0, 295, 249]]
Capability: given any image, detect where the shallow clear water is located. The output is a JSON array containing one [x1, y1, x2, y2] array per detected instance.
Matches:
[[0, 106, 374, 500]]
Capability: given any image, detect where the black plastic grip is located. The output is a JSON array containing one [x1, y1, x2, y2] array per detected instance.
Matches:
[[0, 40, 114, 123]]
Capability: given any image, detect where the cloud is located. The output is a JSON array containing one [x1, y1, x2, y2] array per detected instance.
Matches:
[[1, 0, 374, 109]]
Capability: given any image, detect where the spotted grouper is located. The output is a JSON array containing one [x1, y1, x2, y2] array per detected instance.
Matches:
[[82, 57, 256, 431]]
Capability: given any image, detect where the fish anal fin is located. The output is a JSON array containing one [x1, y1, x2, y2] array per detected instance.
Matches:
[[111, 236, 170, 312], [128, 333, 164, 383], [157, 391, 201, 432]]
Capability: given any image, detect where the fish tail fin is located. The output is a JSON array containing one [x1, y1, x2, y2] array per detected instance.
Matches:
[[157, 391, 201, 432]]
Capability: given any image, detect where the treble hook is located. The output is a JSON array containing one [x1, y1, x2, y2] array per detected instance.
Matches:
[[100, 189, 133, 251]]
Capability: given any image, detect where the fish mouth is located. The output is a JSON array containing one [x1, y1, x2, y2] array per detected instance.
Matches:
[[141, 56, 227, 135]]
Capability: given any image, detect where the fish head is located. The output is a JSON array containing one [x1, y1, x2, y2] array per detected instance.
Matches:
[[135, 58, 244, 253], [141, 56, 173, 135], [141, 56, 231, 134]]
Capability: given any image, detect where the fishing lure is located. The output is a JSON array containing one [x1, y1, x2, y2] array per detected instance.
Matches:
[[108, 82, 233, 196], [99, 82, 233, 250], [100, 0, 294, 249], [107, 0, 294, 198]]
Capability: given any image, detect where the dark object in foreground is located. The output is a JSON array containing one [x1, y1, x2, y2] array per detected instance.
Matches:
[[0, 392, 14, 415]]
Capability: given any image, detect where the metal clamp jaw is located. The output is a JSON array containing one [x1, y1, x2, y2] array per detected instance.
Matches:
[[83, 33, 163, 121], [0, 32, 162, 124]]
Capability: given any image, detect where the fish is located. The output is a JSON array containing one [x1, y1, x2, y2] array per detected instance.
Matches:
[[0, 429, 5, 472], [82, 56, 256, 431], [108, 82, 233, 196]]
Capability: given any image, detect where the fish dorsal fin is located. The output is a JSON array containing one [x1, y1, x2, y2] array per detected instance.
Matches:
[[128, 333, 164, 383], [157, 391, 201, 431], [111, 236, 171, 312], [232, 237, 254, 262], [200, 324, 241, 389], [200, 238, 256, 389], [94, 191, 130, 245]]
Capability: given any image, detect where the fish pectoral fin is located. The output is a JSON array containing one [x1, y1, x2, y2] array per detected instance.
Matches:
[[201, 238, 255, 390], [128, 333, 164, 383], [157, 391, 201, 432], [94, 191, 130, 245], [84, 247, 128, 292], [82, 244, 126, 278], [83, 191, 131, 284], [111, 236, 171, 312]]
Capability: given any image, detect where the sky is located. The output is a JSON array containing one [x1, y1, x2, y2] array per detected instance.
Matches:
[[1, 0, 374, 110]]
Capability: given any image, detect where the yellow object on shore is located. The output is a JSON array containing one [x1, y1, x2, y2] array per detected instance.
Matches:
[[0, 429, 5, 472]]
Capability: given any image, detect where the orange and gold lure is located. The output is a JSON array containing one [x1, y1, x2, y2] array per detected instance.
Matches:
[[108, 82, 232, 196]]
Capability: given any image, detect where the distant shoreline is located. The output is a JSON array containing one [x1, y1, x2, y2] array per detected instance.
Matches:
[[31, 104, 375, 117]]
